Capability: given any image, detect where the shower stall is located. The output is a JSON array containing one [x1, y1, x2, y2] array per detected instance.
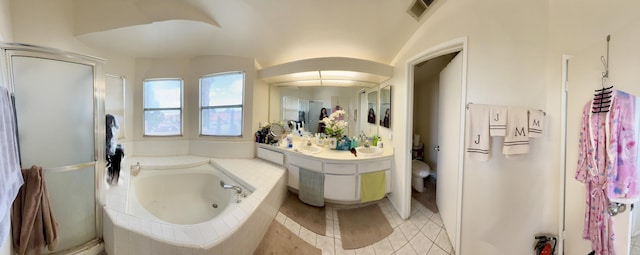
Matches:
[[0, 43, 105, 254]]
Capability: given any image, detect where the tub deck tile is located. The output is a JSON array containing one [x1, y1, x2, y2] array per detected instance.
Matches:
[[105, 156, 287, 253]]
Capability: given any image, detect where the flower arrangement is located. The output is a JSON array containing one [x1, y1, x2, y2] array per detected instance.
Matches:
[[322, 109, 348, 138]]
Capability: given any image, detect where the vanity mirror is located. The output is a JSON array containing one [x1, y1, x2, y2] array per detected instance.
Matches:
[[269, 85, 366, 136], [367, 90, 377, 124], [379, 85, 391, 129]]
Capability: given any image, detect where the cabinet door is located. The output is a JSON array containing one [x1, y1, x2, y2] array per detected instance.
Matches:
[[385, 170, 391, 193], [324, 174, 357, 201], [288, 165, 300, 190]]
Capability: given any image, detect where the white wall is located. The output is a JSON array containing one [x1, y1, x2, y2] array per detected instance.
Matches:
[[388, 0, 553, 253], [0, 0, 11, 42], [133, 55, 258, 157]]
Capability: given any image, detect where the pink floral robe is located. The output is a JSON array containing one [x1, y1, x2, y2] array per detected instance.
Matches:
[[575, 90, 639, 255]]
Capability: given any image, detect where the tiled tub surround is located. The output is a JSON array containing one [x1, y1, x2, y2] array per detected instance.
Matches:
[[103, 156, 287, 255]]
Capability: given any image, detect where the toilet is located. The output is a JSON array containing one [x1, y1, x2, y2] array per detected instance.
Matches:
[[412, 160, 433, 192]]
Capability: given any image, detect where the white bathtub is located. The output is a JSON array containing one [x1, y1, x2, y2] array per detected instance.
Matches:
[[102, 156, 287, 255], [128, 161, 250, 225]]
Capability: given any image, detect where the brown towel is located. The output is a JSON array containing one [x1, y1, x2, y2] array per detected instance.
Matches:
[[11, 165, 58, 255]]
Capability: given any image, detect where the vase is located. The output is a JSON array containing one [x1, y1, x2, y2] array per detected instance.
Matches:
[[328, 137, 337, 149]]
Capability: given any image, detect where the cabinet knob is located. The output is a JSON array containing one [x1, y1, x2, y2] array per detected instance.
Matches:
[[434, 146, 440, 152]]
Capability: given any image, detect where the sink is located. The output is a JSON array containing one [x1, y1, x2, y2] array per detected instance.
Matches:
[[355, 146, 383, 156], [297, 144, 323, 154]]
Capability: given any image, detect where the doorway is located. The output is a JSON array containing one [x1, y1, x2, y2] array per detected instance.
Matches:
[[308, 101, 324, 134], [405, 37, 467, 254], [411, 51, 460, 253]]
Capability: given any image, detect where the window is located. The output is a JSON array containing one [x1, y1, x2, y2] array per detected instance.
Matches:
[[143, 79, 182, 136], [200, 72, 244, 136]]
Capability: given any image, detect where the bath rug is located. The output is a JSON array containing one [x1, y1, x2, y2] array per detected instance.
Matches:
[[279, 191, 326, 235], [254, 220, 321, 255], [337, 204, 393, 249], [411, 176, 439, 214]]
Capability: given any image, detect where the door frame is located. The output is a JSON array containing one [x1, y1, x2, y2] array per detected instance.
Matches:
[[405, 36, 468, 253], [558, 54, 571, 255], [0, 43, 106, 251]]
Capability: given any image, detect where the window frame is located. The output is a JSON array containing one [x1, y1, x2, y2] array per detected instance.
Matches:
[[142, 78, 184, 137], [199, 71, 245, 137]]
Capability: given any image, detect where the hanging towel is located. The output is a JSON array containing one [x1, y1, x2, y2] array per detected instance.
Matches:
[[298, 168, 325, 207], [465, 104, 490, 161], [360, 171, 386, 203], [528, 109, 545, 138], [489, 106, 507, 136], [11, 165, 58, 255], [503, 107, 530, 156], [0, 87, 24, 247]]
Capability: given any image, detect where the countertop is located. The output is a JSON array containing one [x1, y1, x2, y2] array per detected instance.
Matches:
[[256, 136, 393, 163]]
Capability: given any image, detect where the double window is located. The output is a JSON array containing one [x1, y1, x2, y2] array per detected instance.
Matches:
[[143, 79, 183, 136], [200, 72, 244, 136]]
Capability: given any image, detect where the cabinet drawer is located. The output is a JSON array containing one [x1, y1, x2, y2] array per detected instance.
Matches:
[[288, 155, 322, 171], [324, 163, 357, 174], [358, 159, 392, 173], [257, 147, 284, 166]]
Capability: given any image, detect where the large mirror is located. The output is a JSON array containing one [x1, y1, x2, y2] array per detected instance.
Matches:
[[269, 85, 368, 137], [359, 89, 379, 136], [367, 91, 377, 124], [379, 85, 391, 129]]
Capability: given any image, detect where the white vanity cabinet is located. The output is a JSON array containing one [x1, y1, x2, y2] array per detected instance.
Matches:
[[285, 154, 322, 190], [323, 163, 358, 201], [256, 143, 393, 204], [256, 147, 284, 166]]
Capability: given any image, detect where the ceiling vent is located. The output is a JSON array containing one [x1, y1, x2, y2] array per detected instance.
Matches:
[[407, 0, 435, 21]]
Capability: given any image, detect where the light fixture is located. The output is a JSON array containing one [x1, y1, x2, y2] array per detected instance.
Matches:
[[258, 57, 392, 88]]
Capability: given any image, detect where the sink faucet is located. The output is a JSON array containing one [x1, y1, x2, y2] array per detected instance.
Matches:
[[220, 181, 243, 194]]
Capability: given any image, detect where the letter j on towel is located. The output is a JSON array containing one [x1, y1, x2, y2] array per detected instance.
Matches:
[[465, 104, 490, 161]]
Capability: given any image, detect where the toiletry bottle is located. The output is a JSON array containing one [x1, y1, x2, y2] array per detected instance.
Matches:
[[131, 162, 141, 176], [372, 135, 378, 146], [287, 134, 293, 148]]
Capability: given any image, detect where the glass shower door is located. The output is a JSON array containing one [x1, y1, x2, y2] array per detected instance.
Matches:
[[10, 53, 101, 253]]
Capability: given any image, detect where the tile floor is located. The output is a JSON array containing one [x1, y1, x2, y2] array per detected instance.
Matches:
[[632, 234, 640, 254], [273, 197, 454, 255]]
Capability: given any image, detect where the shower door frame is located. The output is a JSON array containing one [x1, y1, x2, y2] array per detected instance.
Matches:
[[0, 43, 106, 253]]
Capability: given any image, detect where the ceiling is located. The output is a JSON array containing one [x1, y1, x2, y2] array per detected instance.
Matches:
[[74, 0, 427, 69]]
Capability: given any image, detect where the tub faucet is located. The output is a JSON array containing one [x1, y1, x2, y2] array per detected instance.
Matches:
[[220, 181, 243, 194]]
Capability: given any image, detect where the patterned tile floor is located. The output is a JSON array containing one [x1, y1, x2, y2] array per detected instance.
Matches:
[[273, 197, 454, 255]]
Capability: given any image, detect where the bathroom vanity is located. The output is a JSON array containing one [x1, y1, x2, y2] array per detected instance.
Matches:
[[256, 139, 393, 204]]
